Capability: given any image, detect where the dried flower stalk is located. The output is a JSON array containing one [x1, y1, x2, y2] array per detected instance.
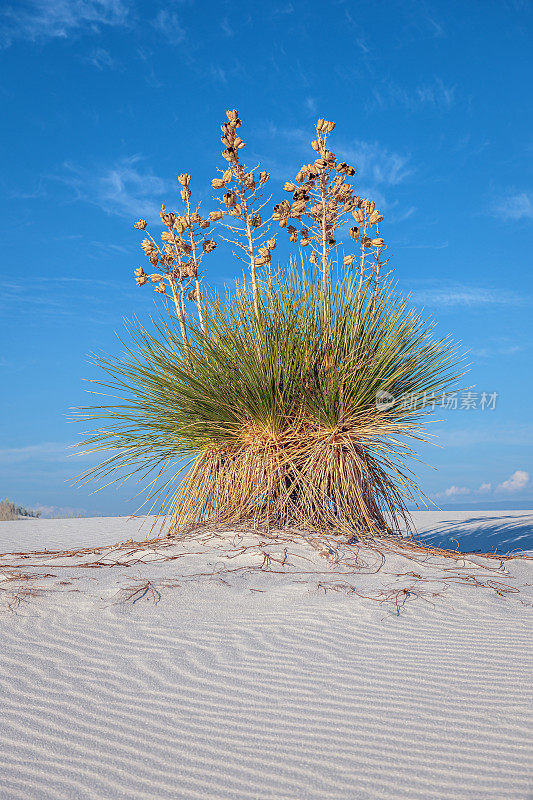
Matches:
[[211, 109, 274, 324], [276, 118, 388, 326], [132, 176, 218, 348]]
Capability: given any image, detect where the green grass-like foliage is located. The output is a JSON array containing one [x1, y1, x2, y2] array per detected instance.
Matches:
[[78, 262, 461, 538]]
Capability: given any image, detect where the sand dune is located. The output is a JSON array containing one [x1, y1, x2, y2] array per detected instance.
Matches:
[[0, 514, 531, 799]]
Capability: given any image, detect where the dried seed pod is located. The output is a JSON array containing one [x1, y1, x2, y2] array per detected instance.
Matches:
[[154, 282, 166, 294], [368, 211, 384, 224], [350, 226, 360, 240], [311, 140, 321, 152], [134, 267, 145, 277], [300, 238, 310, 247], [199, 219, 210, 229], [203, 240, 217, 253], [243, 172, 255, 188], [316, 118, 325, 131], [212, 178, 226, 189], [180, 188, 191, 202], [161, 210, 177, 227], [135, 275, 148, 286], [326, 120, 336, 133], [148, 252, 159, 266], [259, 171, 270, 184], [141, 239, 155, 255], [191, 212, 201, 224], [161, 231, 176, 242], [222, 149, 235, 162], [234, 138, 245, 149], [150, 273, 164, 283], [187, 289, 200, 302], [291, 200, 307, 215], [309, 251, 318, 264], [362, 236, 373, 247], [343, 255, 355, 266], [279, 219, 288, 228], [226, 108, 239, 122], [223, 191, 236, 206], [289, 232, 298, 243], [178, 173, 191, 187], [284, 182, 297, 192], [295, 170, 306, 183], [327, 238, 336, 247], [338, 162, 355, 175], [267, 238, 276, 250], [352, 209, 365, 223], [134, 219, 147, 230], [371, 238, 384, 247], [209, 210, 223, 221], [222, 169, 233, 183], [251, 214, 262, 228]]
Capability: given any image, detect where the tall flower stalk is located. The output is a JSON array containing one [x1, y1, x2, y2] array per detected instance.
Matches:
[[211, 109, 275, 326]]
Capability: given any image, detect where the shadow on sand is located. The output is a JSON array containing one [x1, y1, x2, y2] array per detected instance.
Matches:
[[414, 514, 533, 555]]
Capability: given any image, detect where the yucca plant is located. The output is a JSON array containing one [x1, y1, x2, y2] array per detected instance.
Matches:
[[77, 111, 462, 540]]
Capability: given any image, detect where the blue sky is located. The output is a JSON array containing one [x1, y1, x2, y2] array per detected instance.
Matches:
[[1, 0, 532, 516]]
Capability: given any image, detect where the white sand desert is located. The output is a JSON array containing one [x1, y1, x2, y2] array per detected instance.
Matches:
[[0, 511, 531, 799]]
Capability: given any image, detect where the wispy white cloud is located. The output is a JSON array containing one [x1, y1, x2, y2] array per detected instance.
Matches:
[[87, 46, 117, 70], [151, 9, 186, 44], [400, 241, 449, 250], [220, 17, 233, 37], [435, 424, 533, 447], [478, 482, 492, 493], [0, 0, 130, 48], [57, 155, 172, 221], [470, 340, 524, 358], [210, 65, 227, 84], [496, 470, 530, 493], [340, 140, 412, 187], [409, 283, 530, 308], [436, 485, 470, 499], [370, 78, 455, 113], [490, 192, 533, 221], [0, 442, 76, 464]]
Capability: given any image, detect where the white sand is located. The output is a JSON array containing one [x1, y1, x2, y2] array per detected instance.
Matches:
[[0, 512, 531, 800]]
